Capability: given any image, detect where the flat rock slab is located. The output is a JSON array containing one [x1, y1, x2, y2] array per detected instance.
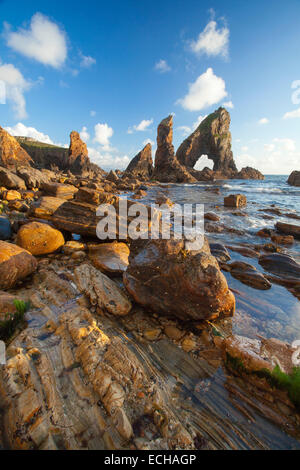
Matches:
[[41, 182, 78, 200], [89, 242, 130, 274], [259, 253, 300, 279], [29, 196, 65, 220]]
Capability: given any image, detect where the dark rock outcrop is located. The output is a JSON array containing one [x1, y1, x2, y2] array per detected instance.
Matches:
[[16, 137, 68, 171], [275, 222, 300, 240], [176, 108, 237, 176], [16, 133, 104, 177], [237, 167, 265, 180], [0, 127, 33, 169], [153, 116, 196, 183], [176, 108, 264, 180], [125, 143, 153, 180], [287, 171, 300, 187]]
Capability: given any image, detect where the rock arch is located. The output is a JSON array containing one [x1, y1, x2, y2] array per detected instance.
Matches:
[[176, 107, 237, 176]]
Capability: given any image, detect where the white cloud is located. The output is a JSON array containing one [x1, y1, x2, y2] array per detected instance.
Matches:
[[128, 119, 153, 134], [264, 143, 275, 152], [93, 123, 114, 149], [190, 20, 229, 58], [80, 126, 90, 142], [88, 147, 130, 170], [223, 100, 234, 109], [283, 107, 300, 119], [273, 138, 296, 152], [154, 59, 171, 73], [90, 110, 96, 117], [0, 63, 31, 118], [241, 146, 249, 152], [258, 117, 269, 125], [4, 122, 63, 146], [5, 13, 67, 68], [79, 52, 96, 68], [236, 137, 299, 174], [177, 68, 227, 111]]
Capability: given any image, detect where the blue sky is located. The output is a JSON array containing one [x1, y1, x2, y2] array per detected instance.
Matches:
[[0, 0, 300, 174]]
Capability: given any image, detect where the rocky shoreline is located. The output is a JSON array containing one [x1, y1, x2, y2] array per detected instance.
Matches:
[[0, 115, 300, 450]]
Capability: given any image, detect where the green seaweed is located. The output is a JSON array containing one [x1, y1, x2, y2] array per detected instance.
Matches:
[[226, 352, 300, 410], [0, 299, 30, 342]]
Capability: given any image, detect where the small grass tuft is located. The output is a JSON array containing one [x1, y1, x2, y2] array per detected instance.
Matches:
[[0, 299, 30, 342]]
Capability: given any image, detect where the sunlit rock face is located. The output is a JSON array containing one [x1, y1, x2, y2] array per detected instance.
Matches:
[[0, 126, 33, 169], [153, 116, 196, 183], [125, 143, 153, 180], [176, 108, 237, 176]]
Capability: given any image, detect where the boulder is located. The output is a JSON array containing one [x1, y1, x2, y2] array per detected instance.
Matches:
[[0, 241, 37, 289], [41, 182, 78, 200], [89, 242, 130, 274], [17, 167, 49, 189], [125, 144, 153, 180], [63, 241, 86, 255], [50, 198, 156, 239], [3, 190, 21, 201], [224, 194, 247, 208], [106, 170, 119, 183], [74, 263, 132, 316], [0, 127, 33, 168], [275, 222, 300, 240], [75, 187, 108, 205], [16, 222, 65, 256], [29, 196, 65, 220], [153, 116, 196, 183], [0, 216, 12, 240], [287, 171, 300, 187], [0, 167, 26, 190], [123, 238, 235, 321], [204, 212, 220, 222]]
